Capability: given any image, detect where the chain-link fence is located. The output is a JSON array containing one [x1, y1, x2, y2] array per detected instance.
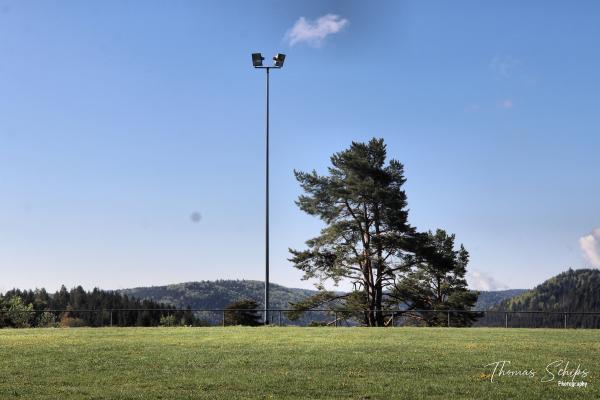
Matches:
[[2, 309, 600, 328]]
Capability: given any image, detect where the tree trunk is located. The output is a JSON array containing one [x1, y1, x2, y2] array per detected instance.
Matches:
[[374, 282, 384, 327], [373, 205, 385, 327]]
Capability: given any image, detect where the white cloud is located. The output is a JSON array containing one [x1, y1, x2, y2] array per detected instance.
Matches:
[[467, 270, 509, 291], [579, 228, 600, 267], [501, 99, 513, 109], [490, 55, 521, 78], [285, 14, 349, 47]]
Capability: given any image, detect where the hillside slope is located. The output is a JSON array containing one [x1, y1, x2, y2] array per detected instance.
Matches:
[[495, 268, 600, 312], [477, 269, 600, 328], [120, 280, 317, 310]]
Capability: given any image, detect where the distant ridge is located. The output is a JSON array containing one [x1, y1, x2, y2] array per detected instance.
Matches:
[[120, 280, 317, 310], [120, 279, 523, 311], [474, 289, 527, 310]]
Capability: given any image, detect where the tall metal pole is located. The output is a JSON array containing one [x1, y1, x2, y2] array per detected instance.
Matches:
[[253, 53, 284, 325], [264, 67, 270, 325]]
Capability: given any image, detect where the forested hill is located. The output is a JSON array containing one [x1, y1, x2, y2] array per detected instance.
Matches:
[[121, 279, 522, 311], [474, 289, 527, 310], [120, 280, 318, 310], [494, 269, 600, 312]]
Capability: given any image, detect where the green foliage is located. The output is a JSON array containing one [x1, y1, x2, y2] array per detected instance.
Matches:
[[159, 315, 178, 327], [390, 230, 479, 326], [286, 291, 340, 321], [224, 300, 261, 326], [0, 296, 33, 328], [36, 312, 58, 328]]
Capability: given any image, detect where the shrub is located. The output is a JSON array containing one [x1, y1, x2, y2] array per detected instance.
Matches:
[[37, 312, 58, 328], [159, 314, 178, 327], [3, 296, 33, 328], [224, 300, 261, 326]]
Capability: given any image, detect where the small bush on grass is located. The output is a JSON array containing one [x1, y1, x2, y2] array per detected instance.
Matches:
[[160, 315, 178, 327], [37, 312, 58, 328]]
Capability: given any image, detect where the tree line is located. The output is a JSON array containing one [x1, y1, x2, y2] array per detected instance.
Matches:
[[0, 285, 203, 328]]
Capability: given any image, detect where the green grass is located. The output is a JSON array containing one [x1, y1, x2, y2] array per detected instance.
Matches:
[[0, 327, 598, 399]]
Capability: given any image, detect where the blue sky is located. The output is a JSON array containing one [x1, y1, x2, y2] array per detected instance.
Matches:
[[1, 0, 599, 292]]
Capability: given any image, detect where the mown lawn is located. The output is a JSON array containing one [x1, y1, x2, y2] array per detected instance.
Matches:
[[0, 327, 598, 399]]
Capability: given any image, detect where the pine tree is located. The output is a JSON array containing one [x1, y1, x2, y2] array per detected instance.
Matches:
[[290, 138, 478, 326], [289, 138, 417, 326], [389, 229, 478, 326]]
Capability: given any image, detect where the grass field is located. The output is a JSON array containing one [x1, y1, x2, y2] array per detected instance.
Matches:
[[0, 327, 598, 399]]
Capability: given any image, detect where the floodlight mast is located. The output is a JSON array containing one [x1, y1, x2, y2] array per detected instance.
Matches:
[[252, 53, 285, 325]]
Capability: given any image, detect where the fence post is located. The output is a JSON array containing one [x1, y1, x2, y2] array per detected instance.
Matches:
[[391, 313, 394, 327], [278, 310, 282, 326], [447, 311, 450, 327], [564, 313, 567, 329], [334, 312, 338, 327], [222, 310, 225, 327], [110, 310, 113, 327], [505, 312, 508, 328]]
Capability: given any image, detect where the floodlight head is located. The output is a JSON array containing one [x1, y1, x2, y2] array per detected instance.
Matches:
[[252, 53, 264, 67], [273, 53, 286, 68]]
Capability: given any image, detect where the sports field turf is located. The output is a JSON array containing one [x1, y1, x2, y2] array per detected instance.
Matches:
[[0, 327, 598, 399]]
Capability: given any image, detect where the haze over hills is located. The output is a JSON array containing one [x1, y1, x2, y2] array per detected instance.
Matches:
[[120, 280, 317, 310], [120, 279, 525, 311], [473, 289, 528, 310]]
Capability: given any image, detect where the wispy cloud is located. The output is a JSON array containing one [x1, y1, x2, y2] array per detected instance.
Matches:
[[580, 228, 600, 267], [490, 55, 521, 78], [285, 14, 349, 47], [500, 99, 513, 109], [467, 270, 509, 291]]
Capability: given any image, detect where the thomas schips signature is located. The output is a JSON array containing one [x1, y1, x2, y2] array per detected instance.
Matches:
[[483, 360, 589, 387]]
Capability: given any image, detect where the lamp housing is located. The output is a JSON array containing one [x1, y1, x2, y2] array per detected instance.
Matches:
[[273, 53, 286, 68], [252, 53, 265, 67]]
